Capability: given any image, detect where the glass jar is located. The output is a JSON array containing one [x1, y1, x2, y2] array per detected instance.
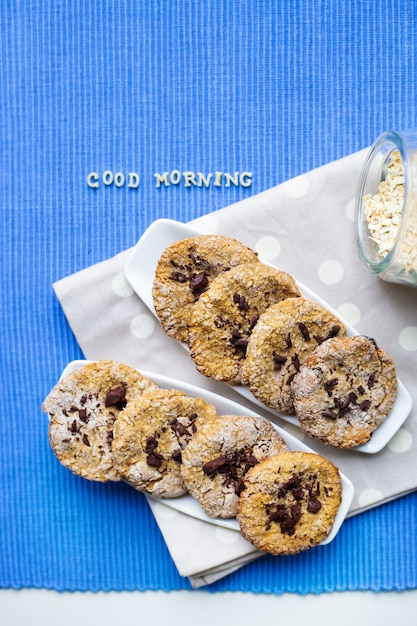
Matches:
[[355, 129, 417, 287]]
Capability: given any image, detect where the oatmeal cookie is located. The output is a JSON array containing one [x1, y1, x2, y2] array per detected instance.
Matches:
[[243, 297, 346, 413], [43, 360, 158, 482], [153, 235, 260, 341], [112, 388, 218, 498], [181, 414, 288, 518], [291, 335, 397, 448], [236, 451, 342, 555], [188, 263, 301, 384]]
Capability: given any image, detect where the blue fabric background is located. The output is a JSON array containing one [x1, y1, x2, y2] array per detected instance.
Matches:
[[1, 0, 417, 593]]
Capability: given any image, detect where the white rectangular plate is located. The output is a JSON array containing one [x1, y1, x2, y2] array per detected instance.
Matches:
[[125, 218, 412, 454], [60, 360, 354, 545]]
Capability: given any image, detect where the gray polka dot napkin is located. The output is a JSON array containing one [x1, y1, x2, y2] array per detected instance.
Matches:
[[54, 148, 417, 587]]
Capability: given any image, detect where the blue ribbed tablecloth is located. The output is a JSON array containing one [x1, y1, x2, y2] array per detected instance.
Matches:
[[1, 0, 417, 593]]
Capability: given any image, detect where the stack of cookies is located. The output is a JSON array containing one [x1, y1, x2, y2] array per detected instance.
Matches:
[[43, 359, 343, 555], [153, 234, 397, 449]]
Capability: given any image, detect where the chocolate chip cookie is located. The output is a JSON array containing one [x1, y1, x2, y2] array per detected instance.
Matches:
[[153, 235, 260, 341], [236, 451, 342, 555], [188, 263, 301, 384], [112, 388, 218, 498], [181, 414, 288, 518], [43, 360, 158, 482], [291, 335, 397, 448], [243, 297, 346, 413]]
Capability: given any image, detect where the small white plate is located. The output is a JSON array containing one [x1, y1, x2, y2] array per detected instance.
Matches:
[[125, 218, 413, 454], [60, 359, 354, 545]]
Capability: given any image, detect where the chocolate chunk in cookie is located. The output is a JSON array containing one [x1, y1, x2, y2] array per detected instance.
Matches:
[[291, 335, 397, 448], [181, 414, 288, 518], [236, 451, 342, 555], [153, 235, 260, 341]]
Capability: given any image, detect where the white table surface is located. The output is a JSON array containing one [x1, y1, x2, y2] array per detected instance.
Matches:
[[2, 589, 417, 625]]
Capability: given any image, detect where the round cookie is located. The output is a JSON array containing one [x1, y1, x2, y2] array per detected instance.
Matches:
[[152, 235, 260, 341], [43, 360, 158, 482], [291, 335, 397, 448], [236, 451, 342, 555], [181, 414, 288, 518], [188, 263, 301, 384], [243, 297, 346, 414], [112, 388, 218, 498]]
